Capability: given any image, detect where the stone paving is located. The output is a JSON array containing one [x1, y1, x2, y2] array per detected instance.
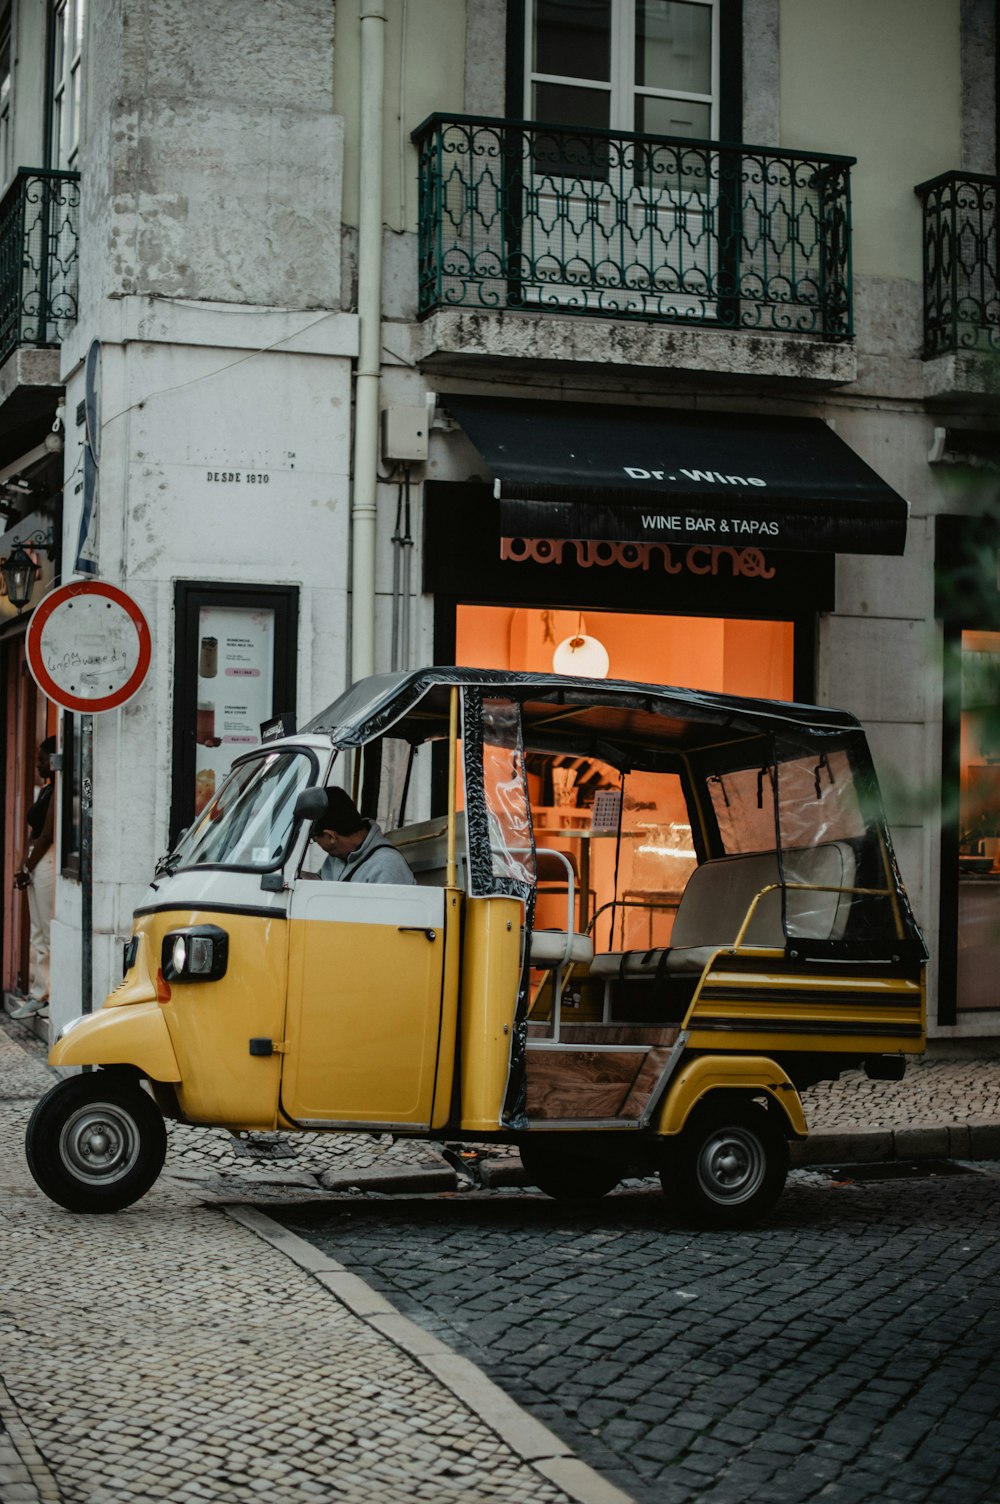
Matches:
[[5, 1005, 1000, 1503], [0, 1020, 621, 1504], [279, 1170, 1000, 1504], [803, 1051, 1000, 1130]]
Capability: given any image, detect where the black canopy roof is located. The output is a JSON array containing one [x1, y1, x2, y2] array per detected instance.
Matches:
[[305, 667, 862, 755]]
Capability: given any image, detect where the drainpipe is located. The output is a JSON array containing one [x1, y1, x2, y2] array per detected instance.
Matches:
[[350, 0, 386, 685]]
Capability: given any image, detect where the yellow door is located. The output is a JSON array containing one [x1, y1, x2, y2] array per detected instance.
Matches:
[[282, 880, 447, 1127]]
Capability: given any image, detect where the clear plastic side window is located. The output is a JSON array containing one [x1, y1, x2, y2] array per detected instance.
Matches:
[[483, 699, 535, 888], [708, 763, 778, 854], [777, 750, 865, 850], [708, 742, 895, 947], [777, 750, 865, 940], [464, 695, 535, 896]]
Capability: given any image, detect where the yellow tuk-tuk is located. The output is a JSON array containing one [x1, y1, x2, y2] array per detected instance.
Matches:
[[26, 669, 926, 1224]]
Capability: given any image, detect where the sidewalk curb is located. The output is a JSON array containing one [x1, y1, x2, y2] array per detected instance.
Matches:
[[328, 1120, 1000, 1195], [317, 1162, 459, 1194], [0, 1377, 60, 1504], [791, 1121, 1000, 1166], [225, 1204, 637, 1504]]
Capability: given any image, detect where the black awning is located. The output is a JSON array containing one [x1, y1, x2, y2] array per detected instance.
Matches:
[[445, 396, 909, 555]]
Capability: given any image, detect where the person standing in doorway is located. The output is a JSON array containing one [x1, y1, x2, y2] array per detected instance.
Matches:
[[11, 736, 56, 1019]]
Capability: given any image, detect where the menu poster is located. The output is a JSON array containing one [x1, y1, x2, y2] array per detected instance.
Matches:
[[194, 606, 275, 814]]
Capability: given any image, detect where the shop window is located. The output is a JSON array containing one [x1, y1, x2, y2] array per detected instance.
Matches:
[[949, 629, 1000, 1015], [455, 604, 793, 700], [455, 602, 794, 951], [170, 583, 298, 846], [958, 630, 1000, 859]]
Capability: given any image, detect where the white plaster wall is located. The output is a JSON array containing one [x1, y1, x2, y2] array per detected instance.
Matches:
[[80, 0, 342, 318], [780, 0, 961, 283], [42, 0, 351, 1028], [334, 0, 467, 235], [49, 305, 357, 1032]]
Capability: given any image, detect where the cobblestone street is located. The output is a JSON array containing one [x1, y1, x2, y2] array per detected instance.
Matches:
[[0, 1021, 623, 1504], [279, 1172, 1000, 1504], [5, 1008, 1000, 1503]]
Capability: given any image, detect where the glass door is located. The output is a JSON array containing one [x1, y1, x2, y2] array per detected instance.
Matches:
[[523, 0, 720, 316]]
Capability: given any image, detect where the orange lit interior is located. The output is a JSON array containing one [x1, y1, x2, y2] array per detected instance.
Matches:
[[455, 606, 794, 698], [454, 606, 795, 958], [960, 630, 1000, 854]]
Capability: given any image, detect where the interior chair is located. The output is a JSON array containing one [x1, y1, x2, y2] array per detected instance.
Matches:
[[529, 847, 594, 1034]]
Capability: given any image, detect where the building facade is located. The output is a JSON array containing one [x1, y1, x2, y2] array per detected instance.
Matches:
[[0, 0, 998, 1041]]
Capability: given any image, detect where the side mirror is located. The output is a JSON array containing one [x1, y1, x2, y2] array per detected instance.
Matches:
[[294, 788, 328, 824]]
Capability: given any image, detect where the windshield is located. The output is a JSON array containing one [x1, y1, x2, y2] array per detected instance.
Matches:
[[171, 750, 315, 870]]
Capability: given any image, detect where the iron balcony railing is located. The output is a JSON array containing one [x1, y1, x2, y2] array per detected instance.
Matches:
[[915, 171, 999, 358], [0, 167, 81, 366], [412, 114, 855, 340]]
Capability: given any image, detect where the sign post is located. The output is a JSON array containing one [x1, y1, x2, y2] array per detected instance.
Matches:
[[26, 581, 151, 1015]]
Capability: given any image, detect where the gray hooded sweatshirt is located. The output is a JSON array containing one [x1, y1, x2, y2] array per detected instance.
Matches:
[[320, 819, 415, 885]]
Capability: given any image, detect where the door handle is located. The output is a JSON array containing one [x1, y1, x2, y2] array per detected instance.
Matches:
[[398, 926, 437, 941]]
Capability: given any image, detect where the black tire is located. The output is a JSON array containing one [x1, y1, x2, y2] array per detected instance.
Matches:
[[25, 1071, 167, 1213], [518, 1136, 621, 1201], [660, 1096, 789, 1228]]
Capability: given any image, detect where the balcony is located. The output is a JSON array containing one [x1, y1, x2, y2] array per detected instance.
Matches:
[[0, 168, 81, 367], [916, 171, 1000, 404], [916, 172, 998, 357], [411, 115, 855, 381]]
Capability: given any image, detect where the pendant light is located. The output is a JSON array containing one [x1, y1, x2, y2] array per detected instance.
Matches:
[[552, 614, 610, 678]]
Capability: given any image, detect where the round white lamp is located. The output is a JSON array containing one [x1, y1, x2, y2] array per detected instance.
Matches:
[[552, 631, 610, 678]]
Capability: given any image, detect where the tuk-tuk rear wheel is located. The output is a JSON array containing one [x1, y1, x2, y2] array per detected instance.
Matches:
[[518, 1136, 622, 1201], [661, 1096, 789, 1229], [25, 1071, 167, 1214]]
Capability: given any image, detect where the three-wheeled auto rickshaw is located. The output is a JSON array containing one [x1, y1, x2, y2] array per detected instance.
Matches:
[[26, 668, 926, 1224]]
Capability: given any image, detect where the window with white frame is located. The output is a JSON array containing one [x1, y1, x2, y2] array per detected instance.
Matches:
[[525, 0, 719, 141], [49, 0, 85, 168], [519, 0, 722, 315]]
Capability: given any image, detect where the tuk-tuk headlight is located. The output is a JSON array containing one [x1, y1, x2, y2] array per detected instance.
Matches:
[[162, 925, 228, 983]]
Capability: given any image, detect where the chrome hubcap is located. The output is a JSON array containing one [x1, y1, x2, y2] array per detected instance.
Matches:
[[696, 1125, 766, 1205], [60, 1103, 139, 1185]]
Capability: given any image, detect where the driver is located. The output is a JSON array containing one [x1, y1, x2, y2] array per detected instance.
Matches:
[[312, 786, 416, 885]]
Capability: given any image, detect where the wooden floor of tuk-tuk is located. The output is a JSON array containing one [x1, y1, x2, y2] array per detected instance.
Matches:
[[524, 971, 684, 1124]]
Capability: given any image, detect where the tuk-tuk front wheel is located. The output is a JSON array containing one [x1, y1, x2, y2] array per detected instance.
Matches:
[[661, 1097, 789, 1228], [518, 1136, 621, 1201], [25, 1071, 167, 1214]]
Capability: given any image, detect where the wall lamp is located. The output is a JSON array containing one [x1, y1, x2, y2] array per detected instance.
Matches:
[[1, 528, 57, 613]]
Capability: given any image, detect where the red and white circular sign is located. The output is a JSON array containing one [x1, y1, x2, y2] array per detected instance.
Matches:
[[26, 581, 152, 714]]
